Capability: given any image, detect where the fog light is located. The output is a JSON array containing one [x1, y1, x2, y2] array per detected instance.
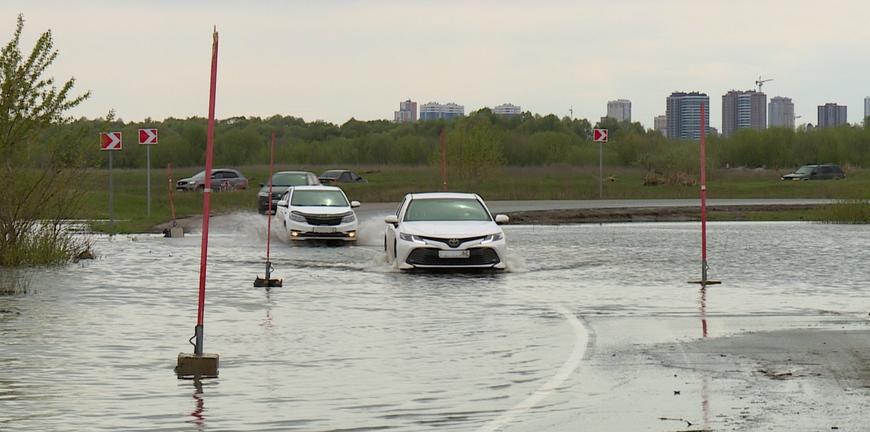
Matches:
[[290, 230, 300, 237], [348, 231, 356, 238]]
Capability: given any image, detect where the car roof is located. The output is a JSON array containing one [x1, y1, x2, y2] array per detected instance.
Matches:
[[408, 192, 482, 200], [291, 185, 343, 192], [274, 171, 315, 175], [322, 169, 349, 173]]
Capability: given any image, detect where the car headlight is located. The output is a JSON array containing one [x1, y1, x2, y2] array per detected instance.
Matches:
[[289, 211, 306, 222], [481, 232, 504, 244], [341, 212, 356, 224], [187, 180, 196, 185], [258, 191, 268, 197], [399, 232, 426, 244]]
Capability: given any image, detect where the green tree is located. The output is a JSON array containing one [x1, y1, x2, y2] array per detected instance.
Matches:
[[0, 14, 90, 269]]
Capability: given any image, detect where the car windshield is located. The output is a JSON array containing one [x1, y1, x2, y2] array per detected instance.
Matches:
[[404, 198, 491, 222], [794, 166, 815, 174], [191, 170, 206, 179], [272, 172, 310, 186], [320, 171, 342, 179], [291, 190, 349, 207]]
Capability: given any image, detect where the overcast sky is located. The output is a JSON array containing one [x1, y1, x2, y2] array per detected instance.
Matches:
[[2, 0, 869, 129]]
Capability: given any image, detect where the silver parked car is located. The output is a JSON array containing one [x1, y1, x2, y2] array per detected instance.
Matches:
[[176, 168, 249, 191]]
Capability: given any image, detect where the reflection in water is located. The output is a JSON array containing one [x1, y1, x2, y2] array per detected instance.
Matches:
[[189, 379, 205, 429], [0, 270, 31, 295], [699, 286, 710, 429]]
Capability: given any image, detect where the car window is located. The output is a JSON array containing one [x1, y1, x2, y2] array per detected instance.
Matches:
[[795, 166, 814, 175], [272, 173, 310, 186], [396, 196, 408, 217], [339, 172, 352, 181], [225, 171, 238, 179], [404, 198, 491, 222], [320, 171, 341, 179], [291, 190, 349, 207]]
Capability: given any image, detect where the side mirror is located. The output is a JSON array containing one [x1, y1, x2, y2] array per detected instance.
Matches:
[[350, 201, 361, 208], [495, 214, 509, 225], [276, 200, 288, 207], [259, 183, 265, 188], [385, 215, 399, 226]]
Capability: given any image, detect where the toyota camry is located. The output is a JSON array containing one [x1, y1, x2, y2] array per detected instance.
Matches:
[[384, 192, 508, 270]]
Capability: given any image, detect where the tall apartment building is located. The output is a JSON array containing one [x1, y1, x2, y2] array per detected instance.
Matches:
[[492, 103, 521, 117], [665, 92, 710, 141], [654, 115, 667, 135], [768, 96, 795, 129], [817, 103, 848, 128], [864, 96, 870, 123], [420, 102, 465, 121], [722, 90, 766, 137], [606, 99, 632, 122], [393, 99, 417, 123]]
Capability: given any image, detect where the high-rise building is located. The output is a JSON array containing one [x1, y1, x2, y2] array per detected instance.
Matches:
[[817, 103, 848, 128], [393, 99, 417, 123], [722, 90, 766, 137], [492, 103, 521, 117], [606, 99, 632, 122], [864, 96, 869, 124], [654, 115, 667, 135], [665, 92, 710, 141], [768, 96, 795, 129], [419, 102, 465, 121]]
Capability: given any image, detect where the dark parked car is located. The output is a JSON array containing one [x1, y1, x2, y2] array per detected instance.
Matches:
[[258, 171, 320, 214], [318, 169, 367, 184], [176, 168, 249, 191], [780, 164, 845, 181]]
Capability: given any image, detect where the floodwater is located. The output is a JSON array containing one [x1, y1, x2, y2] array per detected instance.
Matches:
[[1, 214, 869, 431]]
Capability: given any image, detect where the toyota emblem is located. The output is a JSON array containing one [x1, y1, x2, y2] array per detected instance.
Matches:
[[447, 238, 461, 248]]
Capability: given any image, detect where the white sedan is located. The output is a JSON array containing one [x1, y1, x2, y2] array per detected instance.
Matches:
[[275, 185, 359, 242], [385, 192, 509, 270]]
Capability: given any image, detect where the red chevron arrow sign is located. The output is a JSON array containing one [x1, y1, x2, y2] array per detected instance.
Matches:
[[139, 128, 158, 145], [593, 128, 608, 143], [100, 132, 122, 151]]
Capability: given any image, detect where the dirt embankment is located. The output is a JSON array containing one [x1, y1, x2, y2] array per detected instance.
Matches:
[[506, 204, 824, 224]]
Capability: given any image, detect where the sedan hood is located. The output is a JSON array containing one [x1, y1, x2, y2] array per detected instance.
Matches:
[[291, 206, 351, 215], [400, 221, 501, 238]]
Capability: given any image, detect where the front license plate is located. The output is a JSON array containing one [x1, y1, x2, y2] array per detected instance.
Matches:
[[312, 226, 336, 233], [438, 250, 470, 259]]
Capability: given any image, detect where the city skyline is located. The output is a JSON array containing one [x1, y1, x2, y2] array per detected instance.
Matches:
[[2, 1, 869, 130]]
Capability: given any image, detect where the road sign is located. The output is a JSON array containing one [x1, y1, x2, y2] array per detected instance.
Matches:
[[139, 128, 158, 145], [100, 132, 122, 151], [593, 128, 609, 143]]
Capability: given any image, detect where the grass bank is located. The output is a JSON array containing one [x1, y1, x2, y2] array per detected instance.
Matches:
[[71, 165, 870, 233]]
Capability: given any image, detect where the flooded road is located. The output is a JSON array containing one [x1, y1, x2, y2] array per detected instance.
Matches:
[[1, 214, 869, 431]]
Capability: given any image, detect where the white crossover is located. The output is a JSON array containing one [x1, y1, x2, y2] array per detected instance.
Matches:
[[276, 185, 359, 242], [384, 192, 509, 270]]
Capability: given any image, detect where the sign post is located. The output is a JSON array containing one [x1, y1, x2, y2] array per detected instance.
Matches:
[[100, 132, 123, 230], [593, 128, 609, 199], [139, 128, 158, 216]]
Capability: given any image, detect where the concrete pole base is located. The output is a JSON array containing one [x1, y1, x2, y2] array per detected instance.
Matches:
[[165, 227, 184, 238], [175, 353, 219, 379]]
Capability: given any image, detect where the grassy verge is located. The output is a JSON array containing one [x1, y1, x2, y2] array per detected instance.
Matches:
[[73, 165, 870, 233]]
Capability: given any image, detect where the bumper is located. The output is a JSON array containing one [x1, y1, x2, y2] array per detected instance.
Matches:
[[258, 196, 282, 212], [286, 220, 358, 241], [396, 241, 506, 270]]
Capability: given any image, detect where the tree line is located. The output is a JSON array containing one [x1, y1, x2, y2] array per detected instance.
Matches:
[[43, 110, 870, 175]]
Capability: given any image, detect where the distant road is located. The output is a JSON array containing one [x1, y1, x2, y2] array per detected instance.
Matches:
[[358, 198, 837, 217]]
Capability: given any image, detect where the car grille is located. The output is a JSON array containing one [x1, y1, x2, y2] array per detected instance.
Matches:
[[418, 235, 487, 248], [301, 213, 343, 226], [294, 231, 348, 238], [406, 247, 500, 266]]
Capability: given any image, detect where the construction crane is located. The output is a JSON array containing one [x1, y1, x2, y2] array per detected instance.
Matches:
[[755, 75, 773, 92]]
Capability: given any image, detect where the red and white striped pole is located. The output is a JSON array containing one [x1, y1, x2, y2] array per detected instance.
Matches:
[[194, 28, 219, 356]]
